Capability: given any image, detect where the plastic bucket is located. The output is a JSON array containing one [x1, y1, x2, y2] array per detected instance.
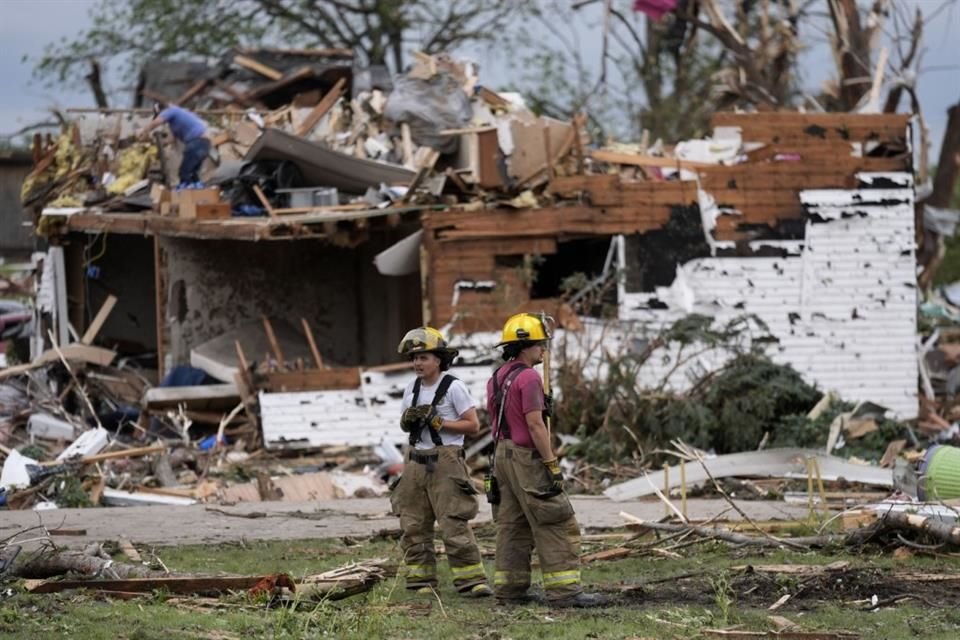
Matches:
[[919, 445, 960, 501]]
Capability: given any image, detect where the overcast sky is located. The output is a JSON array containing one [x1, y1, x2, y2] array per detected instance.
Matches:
[[2, 0, 959, 156]]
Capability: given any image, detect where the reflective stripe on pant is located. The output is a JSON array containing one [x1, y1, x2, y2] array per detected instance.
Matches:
[[494, 569, 531, 592], [543, 569, 581, 589], [390, 445, 489, 592], [493, 440, 582, 601], [403, 563, 437, 587]]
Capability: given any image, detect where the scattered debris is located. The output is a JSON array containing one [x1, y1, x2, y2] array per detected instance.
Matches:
[[605, 448, 894, 502], [0, 46, 947, 536], [2, 517, 391, 603]]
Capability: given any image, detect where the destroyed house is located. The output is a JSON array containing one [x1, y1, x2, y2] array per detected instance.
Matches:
[[23, 62, 918, 448], [420, 112, 918, 417]]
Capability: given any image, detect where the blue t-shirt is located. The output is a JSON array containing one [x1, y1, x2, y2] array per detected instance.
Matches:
[[160, 106, 207, 142]]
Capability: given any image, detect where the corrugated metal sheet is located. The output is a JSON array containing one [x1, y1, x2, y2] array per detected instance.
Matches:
[[259, 364, 493, 450], [620, 173, 917, 417]]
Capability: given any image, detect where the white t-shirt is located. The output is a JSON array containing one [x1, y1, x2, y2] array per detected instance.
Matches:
[[401, 374, 476, 450]]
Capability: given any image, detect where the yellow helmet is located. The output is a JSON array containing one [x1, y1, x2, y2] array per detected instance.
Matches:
[[497, 312, 551, 346], [398, 326, 459, 359]]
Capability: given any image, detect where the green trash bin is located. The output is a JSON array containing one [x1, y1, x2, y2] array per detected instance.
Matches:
[[919, 445, 960, 501]]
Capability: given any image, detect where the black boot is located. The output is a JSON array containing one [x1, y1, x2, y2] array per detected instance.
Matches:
[[551, 592, 611, 608], [496, 593, 545, 605]]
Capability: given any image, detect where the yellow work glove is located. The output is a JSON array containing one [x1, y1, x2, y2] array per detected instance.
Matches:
[[400, 406, 425, 433], [425, 406, 444, 431], [543, 457, 564, 494], [401, 405, 443, 433]]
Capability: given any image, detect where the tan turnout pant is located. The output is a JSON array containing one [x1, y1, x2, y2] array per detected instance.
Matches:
[[390, 445, 488, 592], [492, 439, 582, 601]]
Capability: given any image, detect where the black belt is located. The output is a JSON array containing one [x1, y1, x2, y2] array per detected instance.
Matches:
[[410, 452, 438, 465], [409, 449, 464, 465]]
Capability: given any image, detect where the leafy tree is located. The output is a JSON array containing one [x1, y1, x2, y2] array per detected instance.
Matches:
[[32, 0, 527, 105]]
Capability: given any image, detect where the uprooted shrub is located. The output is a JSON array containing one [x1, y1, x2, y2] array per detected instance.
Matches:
[[554, 314, 827, 466]]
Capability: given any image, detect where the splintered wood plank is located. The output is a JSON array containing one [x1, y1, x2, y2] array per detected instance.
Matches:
[[174, 78, 212, 106], [41, 445, 167, 468], [401, 123, 414, 167], [590, 149, 716, 169], [118, 538, 142, 563], [89, 476, 106, 505], [81, 294, 118, 345], [259, 367, 362, 392], [261, 316, 286, 368], [252, 184, 276, 218], [712, 111, 910, 132], [581, 547, 636, 563], [301, 318, 325, 369], [477, 129, 504, 188], [401, 149, 441, 204], [27, 575, 294, 595], [295, 77, 347, 137], [234, 55, 284, 80], [244, 66, 315, 101]]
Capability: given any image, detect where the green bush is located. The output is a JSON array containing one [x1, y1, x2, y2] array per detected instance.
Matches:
[[555, 315, 830, 465]]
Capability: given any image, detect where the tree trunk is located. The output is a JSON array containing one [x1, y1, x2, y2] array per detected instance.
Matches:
[[930, 103, 960, 209], [84, 58, 109, 109], [9, 548, 164, 580], [882, 509, 960, 546], [916, 102, 960, 291], [828, 0, 880, 110]]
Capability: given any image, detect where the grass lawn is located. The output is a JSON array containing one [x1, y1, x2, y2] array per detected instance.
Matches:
[[3, 525, 960, 640]]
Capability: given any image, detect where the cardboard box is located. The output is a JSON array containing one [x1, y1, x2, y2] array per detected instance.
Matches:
[[150, 183, 171, 213], [175, 187, 221, 219], [195, 202, 232, 220]]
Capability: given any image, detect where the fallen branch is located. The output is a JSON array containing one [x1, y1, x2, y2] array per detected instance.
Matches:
[[10, 546, 164, 580], [882, 510, 960, 546], [292, 559, 394, 602], [41, 444, 167, 468], [620, 514, 854, 549], [47, 330, 102, 429], [27, 574, 292, 596], [687, 449, 808, 551]]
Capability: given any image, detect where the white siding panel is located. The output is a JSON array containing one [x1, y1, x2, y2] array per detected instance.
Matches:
[[259, 364, 493, 450], [621, 174, 918, 417], [261, 175, 919, 447]]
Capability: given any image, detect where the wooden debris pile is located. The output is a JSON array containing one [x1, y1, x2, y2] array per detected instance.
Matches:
[[22, 49, 595, 224], [23, 52, 915, 263], [0, 526, 391, 603], [0, 297, 392, 510]]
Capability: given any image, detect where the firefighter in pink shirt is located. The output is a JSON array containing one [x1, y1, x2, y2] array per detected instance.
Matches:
[[485, 313, 608, 608]]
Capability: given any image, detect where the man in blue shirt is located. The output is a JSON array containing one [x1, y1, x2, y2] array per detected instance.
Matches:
[[139, 104, 211, 187]]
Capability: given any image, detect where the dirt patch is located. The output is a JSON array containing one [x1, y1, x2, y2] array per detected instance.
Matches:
[[610, 567, 960, 610]]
